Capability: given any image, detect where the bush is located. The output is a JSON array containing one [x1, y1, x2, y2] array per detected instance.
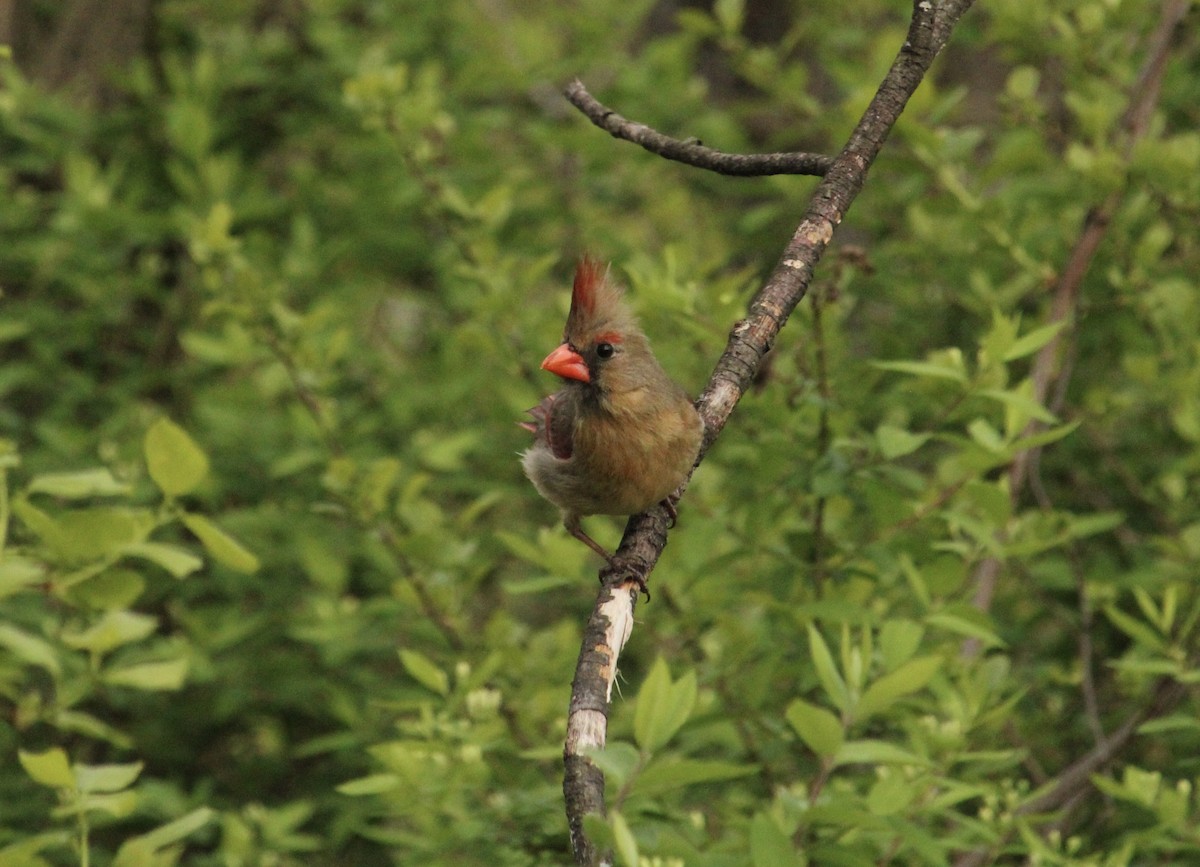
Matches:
[[1, 1, 1197, 864]]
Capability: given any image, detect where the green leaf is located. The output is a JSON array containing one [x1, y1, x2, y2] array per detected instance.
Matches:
[[867, 772, 919, 815], [399, 649, 449, 695], [62, 610, 158, 656], [412, 430, 479, 473], [1122, 766, 1162, 807], [633, 658, 697, 752], [1005, 66, 1040, 101], [1003, 320, 1066, 361], [871, 359, 967, 382], [19, 748, 75, 788], [750, 812, 800, 867], [581, 813, 615, 854], [1138, 714, 1200, 735], [27, 468, 131, 499], [181, 513, 260, 573], [54, 710, 134, 750], [856, 656, 943, 720], [0, 830, 72, 864], [67, 568, 146, 610], [786, 698, 843, 757], [492, 530, 546, 565], [807, 625, 848, 712], [62, 790, 138, 819], [103, 658, 189, 691], [633, 758, 755, 797], [879, 620, 924, 670], [1065, 512, 1124, 539], [978, 388, 1057, 425], [834, 739, 928, 767], [1103, 605, 1167, 651], [967, 418, 1007, 453], [0, 623, 62, 676], [713, 0, 745, 34], [501, 574, 576, 594], [336, 774, 402, 796], [124, 542, 204, 578], [876, 425, 931, 459], [611, 811, 639, 867], [113, 808, 215, 867], [980, 309, 1018, 366], [925, 611, 1007, 649], [0, 556, 45, 600], [74, 761, 143, 794], [17, 504, 152, 566], [1010, 420, 1080, 452], [144, 418, 210, 497], [583, 742, 640, 788]]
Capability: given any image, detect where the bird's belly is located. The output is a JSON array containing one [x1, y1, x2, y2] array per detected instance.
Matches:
[[523, 402, 702, 519]]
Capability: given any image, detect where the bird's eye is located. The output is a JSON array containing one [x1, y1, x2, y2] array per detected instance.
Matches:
[[596, 342, 615, 359]]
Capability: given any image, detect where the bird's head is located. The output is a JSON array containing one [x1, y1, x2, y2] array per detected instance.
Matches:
[[540, 257, 660, 403]]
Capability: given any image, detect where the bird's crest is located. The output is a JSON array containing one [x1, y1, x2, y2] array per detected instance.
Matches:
[[565, 256, 638, 343]]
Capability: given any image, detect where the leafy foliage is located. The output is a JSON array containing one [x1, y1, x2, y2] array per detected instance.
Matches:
[[1, 0, 1198, 864]]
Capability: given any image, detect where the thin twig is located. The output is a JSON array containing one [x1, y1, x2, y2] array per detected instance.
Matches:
[[1072, 551, 1106, 747], [968, 0, 1191, 627], [379, 525, 465, 652], [564, 79, 834, 177], [561, 1, 978, 862], [808, 283, 833, 592], [263, 326, 463, 651], [952, 678, 1188, 867]]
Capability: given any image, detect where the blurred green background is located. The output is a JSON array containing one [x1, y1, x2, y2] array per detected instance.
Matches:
[[1, 0, 1198, 864]]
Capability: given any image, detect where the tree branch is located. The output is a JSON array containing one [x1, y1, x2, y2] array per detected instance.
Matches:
[[952, 678, 1188, 867], [948, 3, 1195, 861], [962, 0, 1190, 654], [564, 78, 834, 177], [561, 2, 977, 862]]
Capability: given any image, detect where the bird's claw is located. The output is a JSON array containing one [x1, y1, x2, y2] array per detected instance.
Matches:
[[599, 562, 651, 603], [660, 496, 680, 529], [627, 575, 651, 602]]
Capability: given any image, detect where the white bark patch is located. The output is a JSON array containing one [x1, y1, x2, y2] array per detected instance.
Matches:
[[598, 588, 635, 702]]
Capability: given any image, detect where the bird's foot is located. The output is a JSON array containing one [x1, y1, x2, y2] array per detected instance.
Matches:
[[570, 525, 613, 562], [659, 495, 680, 529], [599, 563, 650, 603], [567, 518, 650, 601]]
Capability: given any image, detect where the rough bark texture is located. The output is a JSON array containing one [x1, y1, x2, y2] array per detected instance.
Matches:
[[564, 79, 834, 177], [563, 583, 637, 867], [562, 2, 978, 863]]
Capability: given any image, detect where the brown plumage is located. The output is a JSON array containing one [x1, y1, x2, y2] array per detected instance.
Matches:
[[521, 257, 703, 561]]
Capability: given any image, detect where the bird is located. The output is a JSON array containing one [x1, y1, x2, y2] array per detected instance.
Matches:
[[521, 257, 703, 564]]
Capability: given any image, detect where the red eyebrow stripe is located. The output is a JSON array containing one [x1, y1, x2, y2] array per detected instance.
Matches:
[[595, 331, 623, 344]]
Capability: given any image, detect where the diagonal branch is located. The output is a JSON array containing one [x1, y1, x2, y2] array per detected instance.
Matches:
[[561, 2, 978, 863], [1005, 0, 1192, 499], [952, 677, 1188, 867], [948, 1, 1194, 861], [564, 78, 834, 177]]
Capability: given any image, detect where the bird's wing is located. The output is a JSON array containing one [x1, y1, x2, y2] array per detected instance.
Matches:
[[520, 393, 574, 460]]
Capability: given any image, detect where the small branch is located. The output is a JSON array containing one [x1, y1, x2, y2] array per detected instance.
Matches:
[[379, 525, 465, 652], [564, 79, 834, 177], [562, 2, 978, 862], [952, 677, 1188, 867], [1073, 553, 1106, 747], [1007, 0, 1190, 496], [563, 583, 637, 866], [968, 0, 1190, 633], [808, 282, 834, 592]]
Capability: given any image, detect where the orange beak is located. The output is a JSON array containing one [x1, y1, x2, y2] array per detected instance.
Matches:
[[541, 343, 590, 383]]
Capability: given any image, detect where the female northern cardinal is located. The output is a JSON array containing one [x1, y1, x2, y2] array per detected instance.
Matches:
[[521, 257, 703, 561]]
